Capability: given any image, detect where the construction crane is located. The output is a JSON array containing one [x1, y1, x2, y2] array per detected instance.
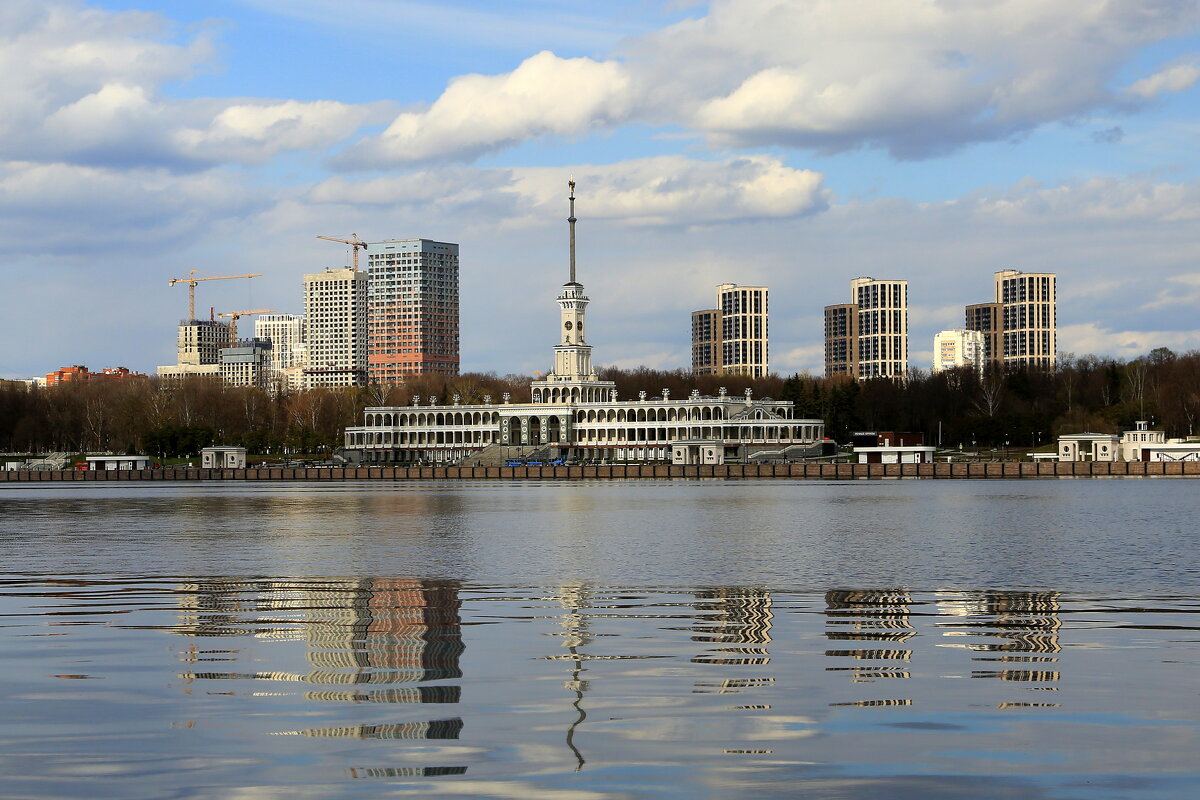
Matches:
[[217, 309, 274, 345], [169, 270, 263, 321], [316, 233, 368, 271]]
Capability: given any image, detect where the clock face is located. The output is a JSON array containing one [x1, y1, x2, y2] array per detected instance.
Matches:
[[564, 321, 573, 330], [577, 322, 583, 333]]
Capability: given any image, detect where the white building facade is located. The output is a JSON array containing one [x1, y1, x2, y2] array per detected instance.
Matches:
[[255, 313, 306, 369], [255, 313, 307, 392], [933, 329, 985, 375], [343, 183, 823, 465], [303, 267, 367, 388], [1058, 433, 1121, 462], [1058, 421, 1200, 462]]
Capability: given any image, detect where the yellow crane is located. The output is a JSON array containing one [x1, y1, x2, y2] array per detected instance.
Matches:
[[169, 270, 263, 321], [217, 309, 274, 345], [316, 233, 368, 271]]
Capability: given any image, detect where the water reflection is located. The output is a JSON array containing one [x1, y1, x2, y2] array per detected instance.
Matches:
[[692, 588, 774, 664], [3, 576, 1198, 799], [173, 578, 466, 778], [936, 590, 1063, 706], [177, 578, 464, 684], [820, 589, 1069, 708], [548, 584, 591, 771]]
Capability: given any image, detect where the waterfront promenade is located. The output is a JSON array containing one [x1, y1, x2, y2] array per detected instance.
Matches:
[[2, 460, 1198, 482]]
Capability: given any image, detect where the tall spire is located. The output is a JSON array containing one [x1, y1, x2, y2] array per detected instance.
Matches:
[[568, 179, 577, 285]]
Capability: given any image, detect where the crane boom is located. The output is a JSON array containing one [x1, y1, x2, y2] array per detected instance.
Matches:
[[169, 270, 263, 321], [316, 234, 368, 271], [217, 308, 274, 344]]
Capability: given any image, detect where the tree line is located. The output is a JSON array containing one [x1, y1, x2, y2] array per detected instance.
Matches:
[[1, 347, 1196, 456], [0, 372, 531, 457], [782, 347, 1200, 447]]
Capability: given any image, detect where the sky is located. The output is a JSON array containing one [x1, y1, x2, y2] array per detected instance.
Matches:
[[3, 0, 1200, 380]]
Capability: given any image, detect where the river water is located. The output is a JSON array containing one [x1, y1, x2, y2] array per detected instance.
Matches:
[[1, 479, 1197, 799]]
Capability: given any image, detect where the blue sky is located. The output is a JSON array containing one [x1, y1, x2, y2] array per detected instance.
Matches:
[[3, 0, 1200, 379]]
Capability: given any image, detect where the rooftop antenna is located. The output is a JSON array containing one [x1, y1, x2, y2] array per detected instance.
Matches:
[[568, 179, 577, 285]]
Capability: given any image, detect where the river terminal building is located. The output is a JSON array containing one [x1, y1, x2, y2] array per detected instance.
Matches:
[[342, 183, 824, 466]]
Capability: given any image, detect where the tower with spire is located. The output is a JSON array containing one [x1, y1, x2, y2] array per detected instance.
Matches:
[[341, 177, 822, 463], [530, 181, 617, 405]]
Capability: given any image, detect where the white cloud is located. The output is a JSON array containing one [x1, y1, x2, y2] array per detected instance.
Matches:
[[603, 348, 689, 371], [1124, 60, 1200, 99], [656, 0, 1200, 157], [4, 163, 1200, 378], [9, 0, 1200, 170], [774, 344, 825, 375], [312, 155, 828, 226], [335, 51, 635, 167], [0, 0, 386, 169], [175, 100, 389, 164], [1060, 322, 1200, 360], [339, 0, 1200, 165], [510, 155, 828, 225]]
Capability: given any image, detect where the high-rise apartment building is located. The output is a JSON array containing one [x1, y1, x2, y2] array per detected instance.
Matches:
[[852, 277, 908, 379], [823, 303, 859, 378], [965, 270, 1056, 370], [690, 284, 769, 378], [691, 309, 721, 375], [824, 278, 908, 379], [996, 269, 1056, 369], [303, 267, 368, 388], [933, 329, 985, 375], [365, 239, 460, 383], [964, 302, 1002, 365]]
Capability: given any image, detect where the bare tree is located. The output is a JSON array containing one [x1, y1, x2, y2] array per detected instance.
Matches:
[[973, 374, 1005, 417], [1124, 360, 1148, 419], [83, 394, 109, 451]]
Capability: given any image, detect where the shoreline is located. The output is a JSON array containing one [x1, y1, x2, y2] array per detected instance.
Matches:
[[2, 460, 1198, 482]]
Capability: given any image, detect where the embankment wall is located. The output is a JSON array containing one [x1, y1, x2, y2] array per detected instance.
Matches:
[[2, 460, 1198, 482]]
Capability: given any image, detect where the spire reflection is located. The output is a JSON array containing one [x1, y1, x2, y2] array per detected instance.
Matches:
[[549, 583, 592, 772]]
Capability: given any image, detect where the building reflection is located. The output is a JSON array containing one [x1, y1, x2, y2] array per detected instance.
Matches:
[[348, 766, 467, 779], [941, 590, 1062, 654], [305, 578, 465, 684], [822, 589, 1065, 708], [175, 577, 465, 751], [824, 589, 916, 661], [691, 588, 774, 667], [937, 591, 1062, 694], [823, 590, 914, 705], [275, 718, 464, 739], [178, 578, 463, 677]]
